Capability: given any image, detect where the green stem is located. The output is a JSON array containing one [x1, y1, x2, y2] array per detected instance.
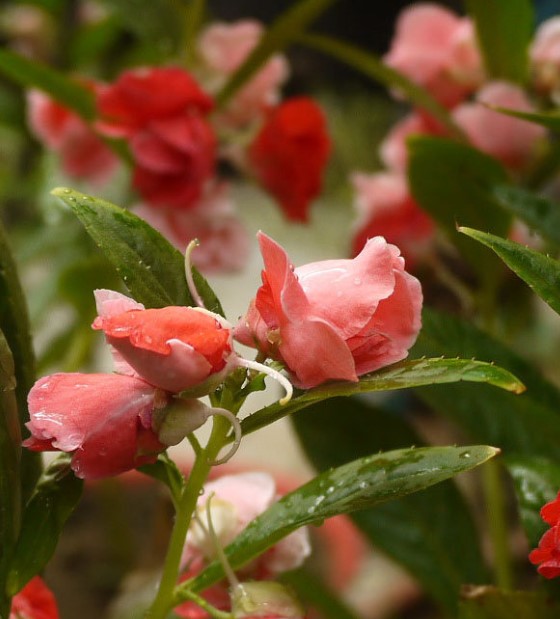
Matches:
[[482, 459, 513, 590], [146, 416, 231, 619]]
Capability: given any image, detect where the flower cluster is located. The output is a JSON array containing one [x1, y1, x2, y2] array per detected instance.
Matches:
[[26, 20, 331, 273], [529, 491, 560, 578], [351, 3, 550, 266]]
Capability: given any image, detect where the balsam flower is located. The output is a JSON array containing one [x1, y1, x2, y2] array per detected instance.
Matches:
[[10, 577, 59, 619], [531, 17, 560, 102], [247, 98, 330, 222], [529, 491, 560, 578], [235, 232, 422, 389]]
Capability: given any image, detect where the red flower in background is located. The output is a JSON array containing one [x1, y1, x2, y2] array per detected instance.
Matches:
[[248, 97, 330, 222], [10, 577, 59, 619], [97, 67, 216, 209], [529, 491, 560, 578]]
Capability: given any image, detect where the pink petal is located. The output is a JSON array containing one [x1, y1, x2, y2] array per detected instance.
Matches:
[[130, 130, 189, 174]]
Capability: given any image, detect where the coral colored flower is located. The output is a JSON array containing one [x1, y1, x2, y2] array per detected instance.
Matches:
[[24, 373, 166, 479], [529, 492, 560, 578], [10, 577, 59, 619], [135, 183, 249, 274], [92, 289, 235, 393], [27, 88, 117, 185], [384, 3, 483, 108], [531, 17, 560, 102], [235, 232, 422, 389], [197, 20, 289, 128], [452, 81, 546, 170], [248, 97, 330, 222], [97, 67, 216, 209], [351, 172, 434, 270]]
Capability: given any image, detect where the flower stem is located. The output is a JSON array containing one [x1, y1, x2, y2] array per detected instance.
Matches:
[[145, 415, 231, 619], [482, 459, 513, 590]]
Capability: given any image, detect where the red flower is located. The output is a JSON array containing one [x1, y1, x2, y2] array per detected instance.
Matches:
[[10, 577, 59, 619], [248, 97, 330, 223], [97, 67, 216, 209], [529, 491, 560, 578]]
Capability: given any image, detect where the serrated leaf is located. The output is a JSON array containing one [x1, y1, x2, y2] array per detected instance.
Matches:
[[506, 456, 560, 547], [460, 226, 560, 315], [241, 357, 524, 436], [459, 586, 560, 619], [407, 137, 510, 282], [297, 33, 463, 138], [216, 0, 338, 108], [52, 187, 223, 314], [412, 308, 560, 458], [292, 397, 488, 611], [493, 185, 560, 247], [179, 445, 498, 602], [0, 220, 40, 501], [466, 0, 533, 84], [0, 49, 95, 120], [6, 455, 83, 595]]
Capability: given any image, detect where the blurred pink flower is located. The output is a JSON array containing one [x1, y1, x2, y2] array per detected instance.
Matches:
[[384, 3, 483, 107], [197, 20, 289, 127], [235, 232, 422, 388], [135, 183, 249, 274], [27, 88, 117, 185], [247, 98, 331, 222], [351, 172, 434, 270], [96, 67, 216, 209], [531, 17, 560, 100], [452, 81, 546, 169], [10, 577, 59, 619], [92, 289, 235, 394]]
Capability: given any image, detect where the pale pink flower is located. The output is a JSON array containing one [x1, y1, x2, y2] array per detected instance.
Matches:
[[351, 172, 434, 270], [135, 183, 249, 274], [235, 233, 422, 389], [384, 3, 483, 107], [453, 81, 547, 170], [197, 20, 289, 127], [27, 88, 118, 185], [531, 17, 560, 101]]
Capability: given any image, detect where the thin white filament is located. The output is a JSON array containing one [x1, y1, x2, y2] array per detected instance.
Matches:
[[237, 358, 293, 405], [184, 239, 205, 308], [207, 408, 242, 466], [205, 493, 240, 589]]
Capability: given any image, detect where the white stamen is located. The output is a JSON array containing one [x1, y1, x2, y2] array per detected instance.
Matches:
[[184, 239, 205, 308], [207, 408, 242, 465], [205, 493, 240, 590], [237, 358, 293, 405]]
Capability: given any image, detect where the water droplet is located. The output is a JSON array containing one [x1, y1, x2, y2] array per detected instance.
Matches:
[[307, 505, 316, 515], [326, 486, 335, 494], [460, 451, 471, 459], [359, 481, 367, 490]]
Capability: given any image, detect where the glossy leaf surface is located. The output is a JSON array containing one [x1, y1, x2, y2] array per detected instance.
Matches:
[[52, 188, 223, 314]]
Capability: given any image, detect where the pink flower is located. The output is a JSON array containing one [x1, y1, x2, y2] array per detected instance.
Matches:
[[23, 373, 165, 479], [235, 232, 422, 389], [96, 67, 216, 209], [531, 17, 560, 101], [529, 492, 560, 578], [379, 111, 445, 171], [135, 183, 249, 274], [247, 98, 330, 222], [27, 88, 117, 185], [10, 577, 59, 619], [351, 172, 434, 270], [197, 20, 289, 127], [92, 290, 236, 394], [452, 81, 546, 170], [384, 3, 483, 107]]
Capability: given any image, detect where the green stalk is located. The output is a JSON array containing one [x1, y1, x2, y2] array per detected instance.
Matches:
[[146, 415, 231, 619]]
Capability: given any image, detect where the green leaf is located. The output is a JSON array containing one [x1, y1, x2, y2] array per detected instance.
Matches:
[[506, 456, 560, 546], [240, 357, 524, 437], [0, 331, 20, 614], [292, 397, 488, 611], [0, 220, 40, 501], [483, 105, 560, 131], [412, 308, 560, 458], [493, 185, 560, 247], [459, 226, 560, 315], [407, 137, 510, 282], [6, 455, 83, 595], [296, 33, 463, 139], [178, 445, 498, 602], [0, 49, 95, 120], [52, 187, 223, 314], [459, 586, 560, 619], [138, 453, 183, 507], [216, 0, 338, 108], [465, 0, 533, 84]]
